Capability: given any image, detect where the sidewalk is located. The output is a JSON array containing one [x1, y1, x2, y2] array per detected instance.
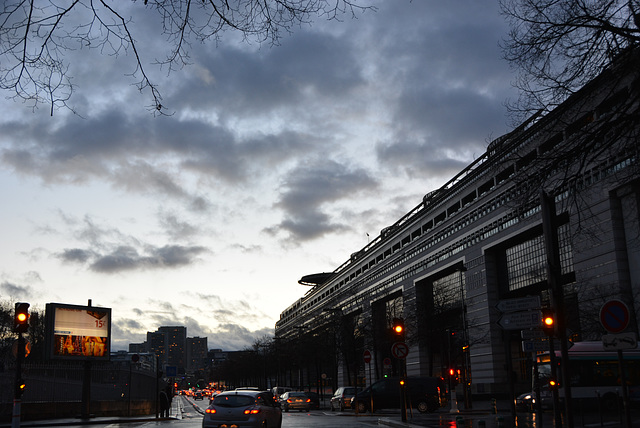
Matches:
[[378, 398, 640, 428], [0, 399, 183, 428]]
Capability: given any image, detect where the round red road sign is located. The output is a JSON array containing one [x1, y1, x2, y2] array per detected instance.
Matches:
[[363, 349, 371, 364], [600, 299, 630, 333], [391, 342, 409, 359]]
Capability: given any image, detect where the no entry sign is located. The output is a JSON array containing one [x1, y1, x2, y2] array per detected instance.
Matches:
[[600, 299, 630, 334]]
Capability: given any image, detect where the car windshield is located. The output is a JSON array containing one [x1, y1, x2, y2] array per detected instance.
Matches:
[[344, 388, 356, 395], [212, 394, 255, 407], [288, 392, 306, 398]]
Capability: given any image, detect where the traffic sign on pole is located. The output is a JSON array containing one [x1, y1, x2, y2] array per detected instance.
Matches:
[[602, 332, 638, 350], [363, 349, 372, 364], [600, 300, 630, 334], [498, 311, 541, 330], [391, 342, 409, 359]]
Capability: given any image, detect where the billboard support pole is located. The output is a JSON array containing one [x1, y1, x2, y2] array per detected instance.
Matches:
[[81, 360, 92, 419], [81, 299, 93, 419]]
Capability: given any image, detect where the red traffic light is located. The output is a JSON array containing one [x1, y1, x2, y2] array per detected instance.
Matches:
[[541, 309, 555, 336], [392, 318, 404, 336], [14, 302, 30, 333]]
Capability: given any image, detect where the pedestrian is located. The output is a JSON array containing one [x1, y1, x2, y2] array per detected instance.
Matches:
[[159, 390, 169, 417]]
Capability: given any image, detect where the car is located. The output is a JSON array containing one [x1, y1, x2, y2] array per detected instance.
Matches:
[[303, 391, 320, 409], [351, 377, 445, 413], [194, 391, 203, 400], [271, 386, 293, 402], [202, 390, 282, 428], [330, 386, 360, 411], [515, 392, 535, 412], [279, 391, 311, 412]]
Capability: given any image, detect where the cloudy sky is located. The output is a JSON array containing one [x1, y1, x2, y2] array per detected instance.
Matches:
[[0, 1, 519, 351]]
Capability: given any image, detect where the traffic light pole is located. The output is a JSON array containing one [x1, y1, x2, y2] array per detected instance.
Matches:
[[13, 333, 25, 428], [541, 191, 574, 428]]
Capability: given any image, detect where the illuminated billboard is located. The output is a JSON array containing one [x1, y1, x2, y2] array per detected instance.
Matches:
[[45, 303, 111, 360]]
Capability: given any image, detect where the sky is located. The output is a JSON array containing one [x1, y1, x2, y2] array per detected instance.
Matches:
[[0, 0, 520, 351]]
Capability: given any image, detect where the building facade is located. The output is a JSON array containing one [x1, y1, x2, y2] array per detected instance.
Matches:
[[275, 49, 640, 396], [187, 336, 209, 371]]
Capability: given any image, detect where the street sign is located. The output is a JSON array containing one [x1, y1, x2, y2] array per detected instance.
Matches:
[[600, 299, 630, 333], [602, 332, 638, 350], [522, 340, 551, 353], [521, 338, 564, 353], [496, 296, 541, 313], [391, 342, 409, 359], [498, 311, 541, 330], [521, 329, 547, 340], [363, 349, 372, 364]]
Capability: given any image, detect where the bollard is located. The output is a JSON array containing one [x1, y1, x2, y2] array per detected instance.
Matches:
[[497, 415, 504, 428], [456, 415, 464, 428], [490, 398, 497, 414], [478, 420, 486, 428]]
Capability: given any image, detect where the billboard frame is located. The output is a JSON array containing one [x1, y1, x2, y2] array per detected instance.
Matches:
[[45, 302, 112, 361]]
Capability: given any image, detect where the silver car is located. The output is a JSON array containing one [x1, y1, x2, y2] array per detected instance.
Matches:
[[203, 390, 282, 428]]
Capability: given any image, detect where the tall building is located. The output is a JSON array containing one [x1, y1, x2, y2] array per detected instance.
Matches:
[[275, 48, 640, 395], [147, 331, 165, 361], [158, 326, 187, 372], [187, 336, 208, 372]]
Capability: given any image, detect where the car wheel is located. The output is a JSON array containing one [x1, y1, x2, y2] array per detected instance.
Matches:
[[356, 401, 368, 413], [340, 402, 345, 412], [417, 400, 429, 413], [330, 402, 335, 411]]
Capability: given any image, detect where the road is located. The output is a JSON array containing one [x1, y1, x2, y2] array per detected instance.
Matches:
[[67, 395, 387, 428]]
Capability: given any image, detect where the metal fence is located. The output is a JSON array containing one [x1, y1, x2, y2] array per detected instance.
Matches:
[[0, 360, 161, 420]]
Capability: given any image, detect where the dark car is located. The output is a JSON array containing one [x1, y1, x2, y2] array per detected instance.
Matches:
[[515, 392, 535, 412], [330, 386, 360, 411], [202, 390, 282, 428], [279, 391, 311, 412], [304, 391, 320, 409], [194, 391, 203, 400], [351, 377, 444, 413]]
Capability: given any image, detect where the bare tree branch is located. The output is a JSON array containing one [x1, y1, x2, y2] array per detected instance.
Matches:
[[0, 0, 375, 115]]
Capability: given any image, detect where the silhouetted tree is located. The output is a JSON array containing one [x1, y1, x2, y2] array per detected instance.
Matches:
[[0, 0, 374, 114]]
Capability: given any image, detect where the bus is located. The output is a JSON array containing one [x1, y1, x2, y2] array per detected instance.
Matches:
[[534, 341, 640, 411]]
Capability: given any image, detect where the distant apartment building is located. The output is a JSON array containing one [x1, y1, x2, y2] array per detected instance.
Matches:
[[158, 326, 187, 372], [187, 337, 209, 372], [147, 331, 166, 361]]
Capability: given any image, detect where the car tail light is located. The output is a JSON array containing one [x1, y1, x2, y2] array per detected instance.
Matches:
[[244, 408, 260, 414], [287, 399, 293, 403], [306, 399, 311, 402], [205, 408, 216, 414]]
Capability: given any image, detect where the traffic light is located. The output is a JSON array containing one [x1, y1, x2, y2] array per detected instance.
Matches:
[[14, 302, 30, 333], [392, 318, 405, 338], [15, 378, 26, 398], [541, 309, 555, 336]]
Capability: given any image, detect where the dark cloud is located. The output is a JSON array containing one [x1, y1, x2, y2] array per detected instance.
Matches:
[[58, 248, 94, 263], [158, 211, 200, 241], [89, 244, 208, 273], [375, 139, 470, 179], [269, 160, 378, 241], [0, 281, 31, 299]]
